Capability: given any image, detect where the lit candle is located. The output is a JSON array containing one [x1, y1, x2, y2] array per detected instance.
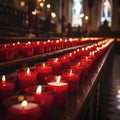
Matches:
[[26, 85, 54, 120], [32, 41, 44, 55], [58, 56, 70, 69], [47, 76, 68, 108], [0, 75, 15, 106], [20, 42, 33, 57], [36, 62, 53, 84], [0, 44, 15, 61], [17, 68, 37, 93], [7, 100, 41, 120], [62, 69, 79, 94], [48, 58, 61, 75]]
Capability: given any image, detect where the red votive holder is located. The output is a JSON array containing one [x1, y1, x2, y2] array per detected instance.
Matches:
[[17, 67, 37, 93], [0, 44, 15, 61], [20, 42, 33, 57], [48, 58, 61, 75], [70, 62, 84, 81], [36, 62, 53, 84], [62, 69, 79, 94], [11, 42, 21, 59], [46, 75, 68, 108], [58, 56, 70, 70], [65, 52, 76, 62], [25, 85, 54, 120], [4, 95, 41, 120], [32, 41, 44, 55], [0, 75, 15, 106]]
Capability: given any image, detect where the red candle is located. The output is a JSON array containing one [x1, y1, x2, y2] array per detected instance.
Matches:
[[36, 62, 53, 84], [26, 85, 54, 120], [58, 56, 70, 70], [48, 58, 61, 75], [7, 99, 41, 120], [0, 75, 15, 106], [62, 69, 79, 94], [20, 42, 33, 57], [17, 68, 37, 93], [65, 52, 75, 62], [70, 62, 84, 81], [0, 44, 15, 61], [47, 76, 68, 108], [32, 41, 44, 55], [12, 42, 20, 59]]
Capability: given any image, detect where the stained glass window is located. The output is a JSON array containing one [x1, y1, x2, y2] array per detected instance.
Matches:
[[72, 0, 83, 27], [101, 0, 112, 26]]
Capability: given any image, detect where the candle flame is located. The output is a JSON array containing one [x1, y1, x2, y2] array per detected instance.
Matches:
[[55, 58, 58, 62], [69, 53, 72, 56], [28, 41, 31, 44], [2, 75, 6, 83], [13, 43, 15, 46], [17, 41, 20, 45], [36, 85, 42, 94], [21, 100, 28, 108], [4, 44, 7, 48], [37, 41, 40, 44], [56, 40, 59, 43], [74, 51, 76, 54], [82, 48, 84, 51], [56, 76, 61, 84], [48, 40, 50, 42], [27, 68, 30, 74], [70, 70, 72, 75], [86, 56, 88, 60], [43, 63, 45, 67]]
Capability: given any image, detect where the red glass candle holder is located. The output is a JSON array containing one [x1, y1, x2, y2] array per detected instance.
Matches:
[[36, 62, 53, 85], [20, 42, 33, 57], [32, 41, 44, 55], [25, 85, 54, 120], [4, 95, 41, 120], [0, 75, 15, 106], [0, 44, 15, 61], [58, 56, 70, 70], [70, 61, 84, 81], [46, 75, 68, 108], [17, 67, 37, 93], [48, 58, 61, 75], [11, 42, 21, 59], [62, 69, 79, 94]]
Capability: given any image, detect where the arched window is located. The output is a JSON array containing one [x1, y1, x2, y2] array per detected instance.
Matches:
[[72, 0, 83, 27], [101, 0, 112, 26]]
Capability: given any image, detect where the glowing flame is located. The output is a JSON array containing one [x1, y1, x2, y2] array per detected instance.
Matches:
[[86, 56, 88, 60], [21, 100, 28, 108], [70, 70, 72, 75], [17, 41, 20, 45], [48, 40, 50, 42], [56, 76, 61, 84], [2, 75, 6, 83], [27, 68, 30, 74], [36, 85, 42, 94], [42, 63, 45, 67], [28, 41, 31, 44], [55, 58, 58, 62], [13, 43, 15, 46], [82, 48, 84, 51], [69, 53, 72, 56]]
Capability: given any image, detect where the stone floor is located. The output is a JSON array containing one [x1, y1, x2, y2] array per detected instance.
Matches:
[[102, 53, 120, 120]]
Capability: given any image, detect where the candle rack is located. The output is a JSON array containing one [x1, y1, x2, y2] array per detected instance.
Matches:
[[0, 37, 115, 120]]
